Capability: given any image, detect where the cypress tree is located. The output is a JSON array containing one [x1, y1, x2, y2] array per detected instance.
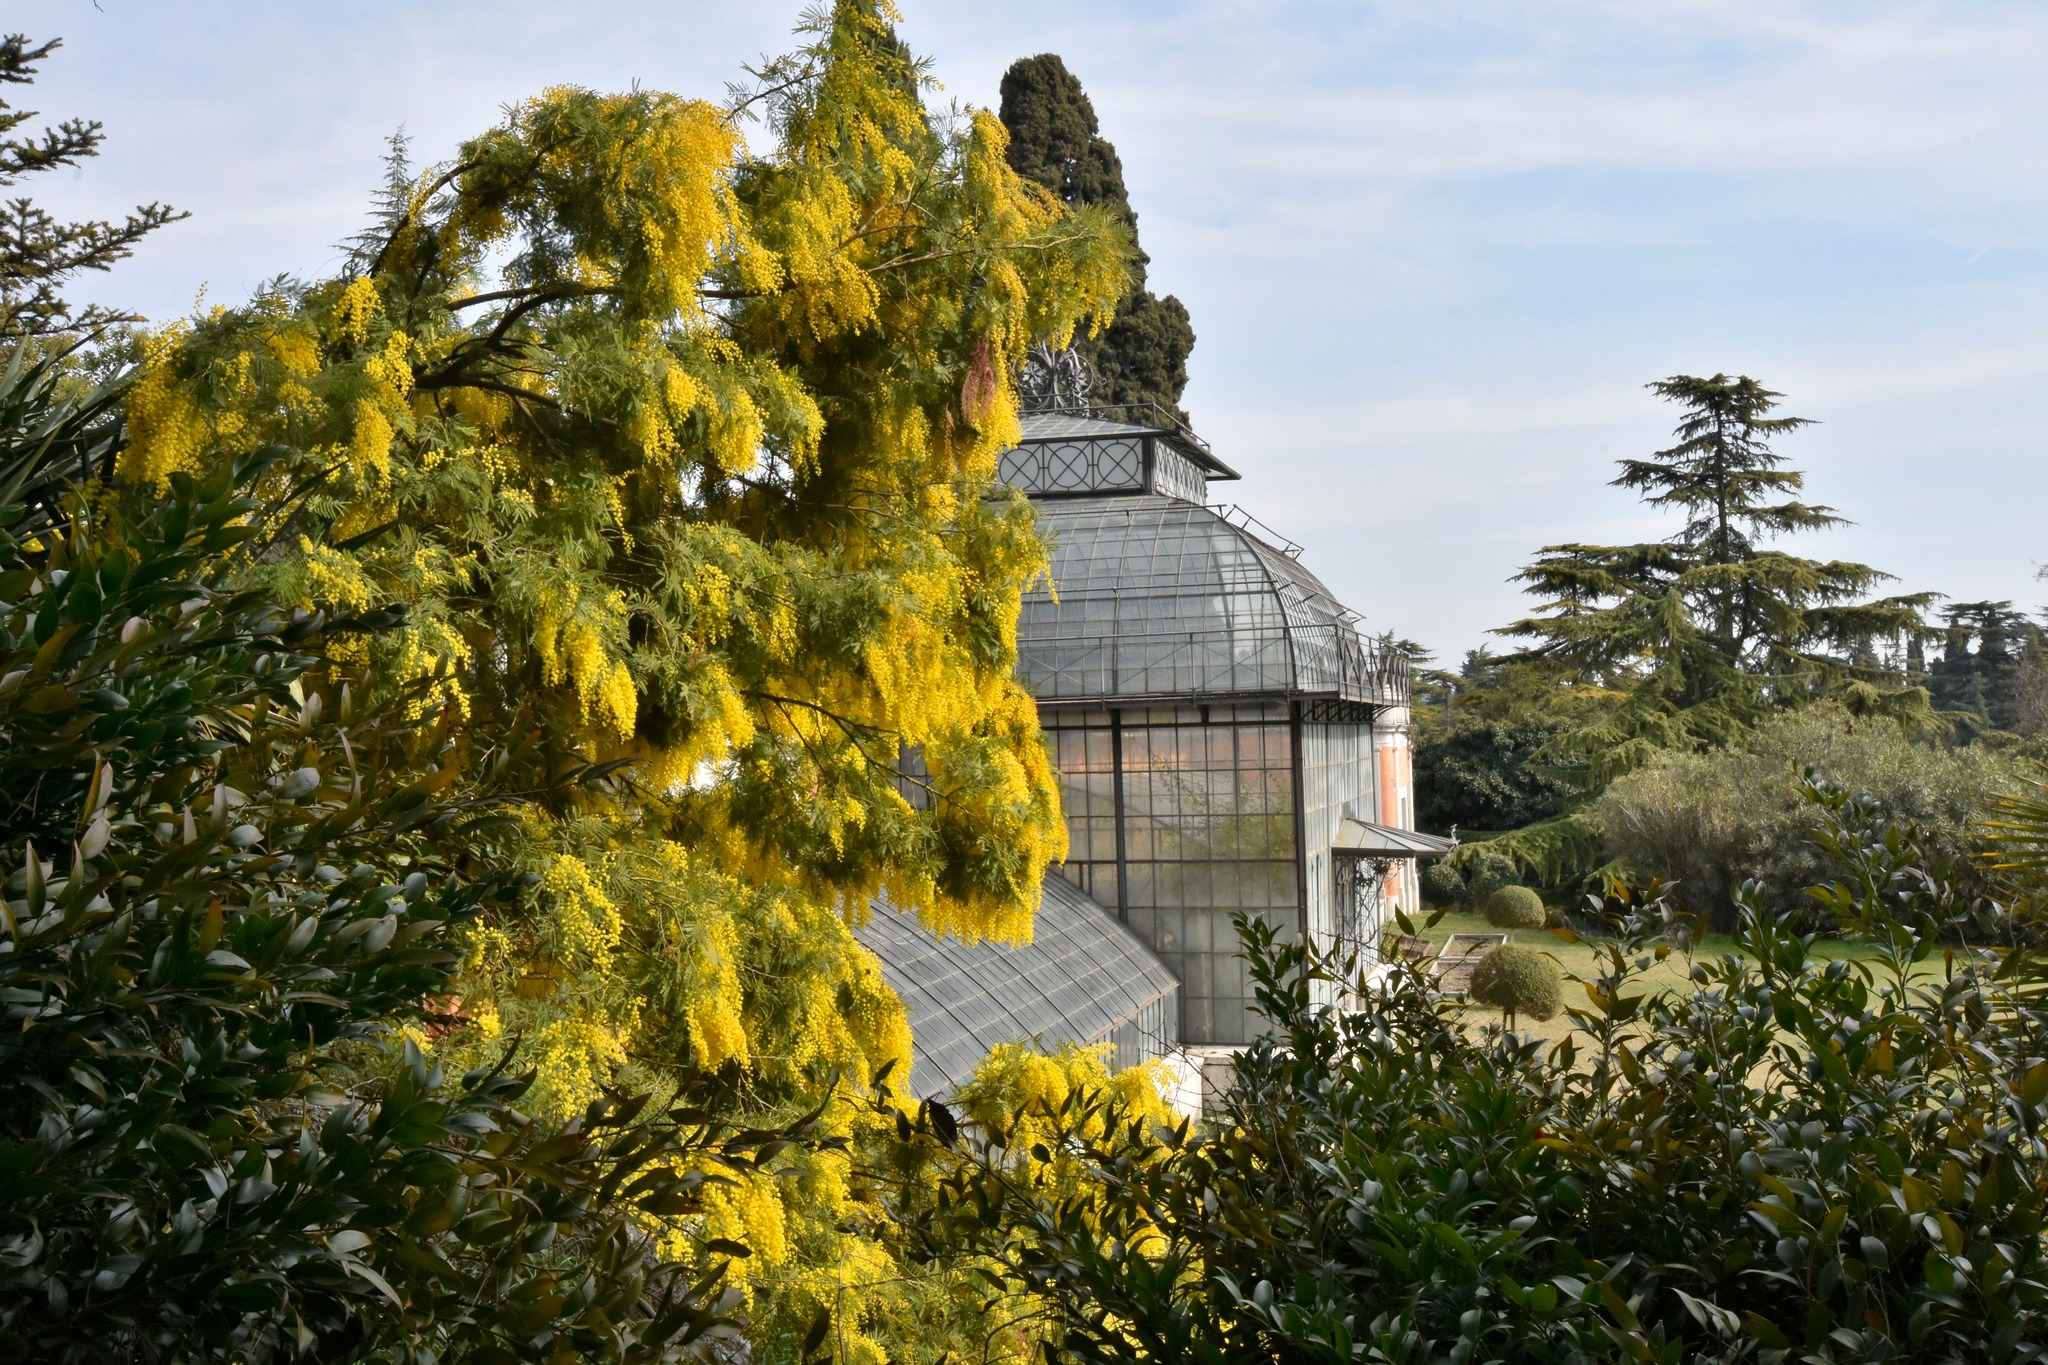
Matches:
[[999, 53, 1196, 421], [1929, 600, 2044, 735]]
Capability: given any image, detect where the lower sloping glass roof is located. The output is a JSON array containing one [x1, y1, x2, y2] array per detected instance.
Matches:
[[1333, 818, 1460, 858], [854, 875, 1180, 1098]]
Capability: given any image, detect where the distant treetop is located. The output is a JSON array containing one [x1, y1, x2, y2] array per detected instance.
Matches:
[[0, 34, 185, 339], [999, 53, 1196, 423]]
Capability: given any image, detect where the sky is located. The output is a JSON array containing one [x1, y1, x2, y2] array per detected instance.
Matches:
[[14, 0, 2048, 661]]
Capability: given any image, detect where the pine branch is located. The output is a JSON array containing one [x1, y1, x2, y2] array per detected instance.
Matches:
[[0, 36, 184, 338]]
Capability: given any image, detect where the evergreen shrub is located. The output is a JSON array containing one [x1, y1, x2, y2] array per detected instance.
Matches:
[[912, 790, 2048, 1362], [1455, 845, 1519, 906], [1414, 715, 1579, 835], [1467, 943, 1563, 1020], [1592, 702, 2014, 927], [1484, 884, 1546, 929], [1419, 860, 1466, 907]]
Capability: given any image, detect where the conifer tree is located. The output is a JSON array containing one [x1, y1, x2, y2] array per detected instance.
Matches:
[[1502, 374, 1931, 785], [0, 35, 183, 338], [999, 53, 1195, 420], [1928, 600, 2044, 735]]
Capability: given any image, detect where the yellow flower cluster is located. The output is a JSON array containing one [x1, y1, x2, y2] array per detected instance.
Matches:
[[702, 1174, 789, 1273], [469, 1001, 503, 1039], [458, 920, 516, 976], [334, 275, 382, 344], [684, 926, 748, 1070], [542, 852, 626, 974], [297, 536, 375, 613], [531, 580, 639, 738], [349, 400, 394, 483], [526, 1014, 631, 1118], [344, 330, 413, 485], [264, 326, 322, 378], [959, 1041, 1177, 1172], [389, 619, 474, 719], [119, 325, 210, 491]]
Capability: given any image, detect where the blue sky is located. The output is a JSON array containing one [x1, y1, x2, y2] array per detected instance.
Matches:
[[16, 0, 2048, 660]]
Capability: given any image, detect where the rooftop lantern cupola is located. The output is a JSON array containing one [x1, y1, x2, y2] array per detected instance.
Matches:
[[998, 343, 1240, 503]]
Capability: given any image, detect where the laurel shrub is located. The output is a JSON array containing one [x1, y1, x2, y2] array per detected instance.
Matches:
[[1419, 860, 1467, 907], [1456, 844, 1520, 906]]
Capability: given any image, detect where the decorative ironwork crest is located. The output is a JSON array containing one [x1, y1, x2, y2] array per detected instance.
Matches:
[[1332, 851, 1393, 965], [1017, 342, 1095, 412]]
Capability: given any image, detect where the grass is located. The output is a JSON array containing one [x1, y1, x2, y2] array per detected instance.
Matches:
[[1411, 908, 1906, 1048]]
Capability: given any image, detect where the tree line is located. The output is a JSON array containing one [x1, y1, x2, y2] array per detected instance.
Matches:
[[1413, 369, 2046, 919]]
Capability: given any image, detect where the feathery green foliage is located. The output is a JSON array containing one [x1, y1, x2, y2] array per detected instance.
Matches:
[[1411, 650, 1621, 863], [1503, 374, 1932, 790]]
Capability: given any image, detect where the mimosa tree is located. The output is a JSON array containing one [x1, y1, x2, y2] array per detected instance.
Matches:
[[109, 3, 1131, 1356]]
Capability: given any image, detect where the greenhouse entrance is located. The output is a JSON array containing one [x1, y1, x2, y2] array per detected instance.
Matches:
[[1330, 817, 1461, 967]]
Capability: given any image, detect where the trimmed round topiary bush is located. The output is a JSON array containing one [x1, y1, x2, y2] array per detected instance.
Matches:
[[1419, 860, 1466, 907], [1468, 943, 1563, 1023], [1484, 884, 1546, 930], [1456, 845, 1518, 907]]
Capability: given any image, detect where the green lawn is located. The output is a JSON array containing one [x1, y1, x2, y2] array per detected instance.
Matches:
[[1409, 909, 1903, 1048]]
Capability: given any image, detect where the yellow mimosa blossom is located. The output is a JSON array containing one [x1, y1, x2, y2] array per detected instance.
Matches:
[[106, 5, 1135, 1360]]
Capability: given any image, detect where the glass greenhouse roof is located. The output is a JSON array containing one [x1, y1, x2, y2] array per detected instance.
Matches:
[[1018, 495, 1408, 707], [853, 875, 1179, 1097]]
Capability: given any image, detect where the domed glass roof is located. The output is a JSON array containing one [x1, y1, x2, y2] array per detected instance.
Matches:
[[1017, 495, 1405, 707]]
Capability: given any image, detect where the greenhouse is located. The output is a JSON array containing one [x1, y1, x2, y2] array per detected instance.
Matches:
[[857, 351, 1439, 1087]]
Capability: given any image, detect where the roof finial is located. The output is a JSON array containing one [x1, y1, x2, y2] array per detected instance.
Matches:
[[1017, 342, 1095, 413]]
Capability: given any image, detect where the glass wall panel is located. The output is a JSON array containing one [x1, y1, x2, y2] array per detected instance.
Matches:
[[1299, 720, 1380, 994], [1043, 710, 1119, 909], [1044, 700, 1317, 1045]]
